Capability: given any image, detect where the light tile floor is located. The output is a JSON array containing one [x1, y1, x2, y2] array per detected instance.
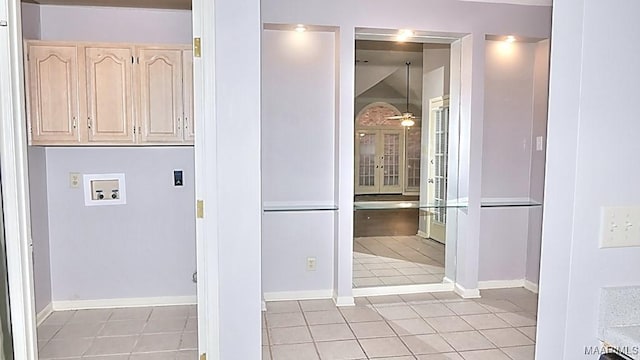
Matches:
[[354, 236, 445, 288], [263, 288, 538, 360], [37, 305, 198, 359]]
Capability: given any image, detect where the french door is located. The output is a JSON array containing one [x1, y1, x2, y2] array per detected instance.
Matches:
[[426, 97, 450, 243], [355, 129, 404, 194]]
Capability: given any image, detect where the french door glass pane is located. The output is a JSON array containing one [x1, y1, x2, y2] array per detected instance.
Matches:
[[406, 128, 421, 188], [358, 133, 376, 187], [383, 133, 400, 186], [434, 108, 449, 223]]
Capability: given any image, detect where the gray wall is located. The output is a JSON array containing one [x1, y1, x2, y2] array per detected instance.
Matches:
[[46, 148, 196, 301], [28, 5, 196, 302]]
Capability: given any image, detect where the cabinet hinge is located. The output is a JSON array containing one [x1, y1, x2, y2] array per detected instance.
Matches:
[[199, 353, 206, 360], [196, 200, 204, 219], [194, 37, 201, 58]]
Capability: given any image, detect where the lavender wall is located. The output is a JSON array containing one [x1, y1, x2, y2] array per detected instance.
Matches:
[[33, 5, 196, 302]]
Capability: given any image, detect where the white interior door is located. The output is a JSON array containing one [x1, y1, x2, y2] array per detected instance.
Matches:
[[426, 98, 449, 243], [355, 130, 378, 194]]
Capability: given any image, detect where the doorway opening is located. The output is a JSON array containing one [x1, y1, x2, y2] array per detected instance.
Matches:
[[353, 36, 460, 291]]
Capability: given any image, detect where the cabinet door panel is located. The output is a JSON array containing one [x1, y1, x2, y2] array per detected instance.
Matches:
[[85, 47, 135, 143], [139, 48, 183, 143], [183, 50, 194, 143], [27, 44, 79, 143]]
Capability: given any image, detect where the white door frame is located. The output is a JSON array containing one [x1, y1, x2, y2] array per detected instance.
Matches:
[[0, 0, 223, 359], [0, 0, 38, 359]]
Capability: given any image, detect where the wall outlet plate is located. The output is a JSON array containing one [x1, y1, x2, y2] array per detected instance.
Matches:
[[69, 172, 81, 188], [600, 206, 640, 248], [306, 257, 317, 271]]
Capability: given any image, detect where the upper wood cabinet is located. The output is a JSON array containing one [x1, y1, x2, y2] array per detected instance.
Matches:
[[138, 48, 184, 144], [84, 46, 136, 144], [24, 41, 194, 146], [26, 44, 80, 144]]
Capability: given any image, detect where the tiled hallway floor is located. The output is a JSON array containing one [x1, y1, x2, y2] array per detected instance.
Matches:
[[354, 236, 446, 287], [263, 288, 538, 360], [37, 305, 198, 359]]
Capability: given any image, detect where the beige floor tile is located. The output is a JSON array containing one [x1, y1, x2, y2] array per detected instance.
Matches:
[[340, 307, 383, 323], [445, 302, 491, 315], [315, 340, 366, 360], [180, 331, 198, 349], [149, 306, 190, 319], [53, 322, 104, 340], [85, 335, 138, 356], [411, 303, 456, 318], [36, 324, 61, 341], [304, 309, 345, 325], [271, 343, 319, 360], [480, 328, 534, 347], [129, 352, 178, 360], [176, 350, 199, 360], [143, 317, 187, 333], [270, 326, 313, 345], [425, 316, 474, 333], [388, 318, 436, 336], [375, 305, 420, 320], [349, 321, 396, 338], [262, 345, 272, 360], [68, 309, 112, 323], [401, 334, 455, 355], [266, 301, 302, 314], [109, 307, 153, 321], [354, 277, 384, 287], [40, 311, 75, 326], [461, 314, 511, 330], [299, 299, 336, 312], [399, 293, 437, 304], [366, 295, 405, 306], [100, 319, 146, 336], [309, 323, 355, 342], [517, 326, 537, 341], [38, 338, 92, 358], [440, 331, 495, 352], [473, 299, 523, 313], [380, 276, 414, 285], [495, 312, 537, 327], [134, 333, 182, 352], [267, 312, 307, 328], [416, 353, 464, 359], [459, 349, 511, 360], [359, 337, 412, 358], [83, 355, 130, 359], [501, 345, 535, 360]]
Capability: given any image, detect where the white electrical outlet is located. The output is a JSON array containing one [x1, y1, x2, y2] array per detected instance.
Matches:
[[600, 207, 640, 248], [536, 136, 544, 151], [69, 172, 81, 188], [306, 257, 317, 271]]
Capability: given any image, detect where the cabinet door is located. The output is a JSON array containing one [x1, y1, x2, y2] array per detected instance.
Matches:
[[85, 46, 135, 143], [138, 48, 183, 144], [182, 50, 194, 143], [26, 44, 80, 144]]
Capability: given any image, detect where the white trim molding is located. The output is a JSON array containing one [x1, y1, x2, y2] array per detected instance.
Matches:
[[334, 296, 356, 307], [454, 283, 481, 299], [263, 290, 333, 302], [478, 279, 526, 290], [524, 280, 539, 294], [36, 303, 54, 326], [52, 296, 197, 311], [353, 282, 455, 298]]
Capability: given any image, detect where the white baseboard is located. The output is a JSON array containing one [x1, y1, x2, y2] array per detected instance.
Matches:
[[478, 279, 526, 290], [261, 300, 267, 312], [263, 290, 333, 302], [36, 302, 54, 325], [52, 296, 197, 311], [443, 277, 454, 284], [416, 230, 429, 239], [353, 282, 455, 298], [454, 283, 481, 299], [334, 296, 355, 307], [524, 280, 539, 294]]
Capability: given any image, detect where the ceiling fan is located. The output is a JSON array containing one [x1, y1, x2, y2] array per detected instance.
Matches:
[[387, 61, 420, 127]]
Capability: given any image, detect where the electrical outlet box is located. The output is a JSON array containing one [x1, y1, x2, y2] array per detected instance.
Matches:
[[306, 257, 317, 271], [69, 172, 81, 188], [83, 173, 126, 206], [600, 206, 640, 248]]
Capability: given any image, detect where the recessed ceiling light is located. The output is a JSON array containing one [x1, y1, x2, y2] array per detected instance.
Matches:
[[397, 29, 414, 42], [295, 24, 306, 33], [505, 35, 516, 43]]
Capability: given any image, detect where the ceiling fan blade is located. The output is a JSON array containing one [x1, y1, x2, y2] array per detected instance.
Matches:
[[386, 116, 404, 120]]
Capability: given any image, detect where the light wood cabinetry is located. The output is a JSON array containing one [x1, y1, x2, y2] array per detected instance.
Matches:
[[26, 44, 80, 144], [24, 41, 194, 146], [84, 46, 136, 144]]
